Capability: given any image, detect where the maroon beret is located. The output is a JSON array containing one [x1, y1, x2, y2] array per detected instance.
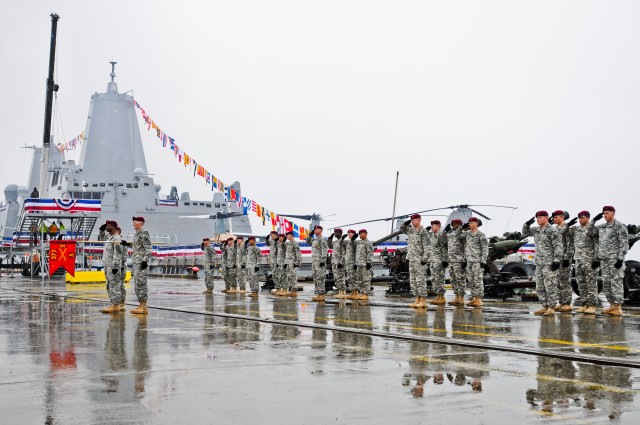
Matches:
[[334, 228, 343, 233], [551, 210, 564, 217], [236, 236, 244, 240], [105, 220, 118, 227], [115, 226, 121, 232], [270, 230, 278, 235], [578, 210, 590, 218], [202, 238, 210, 242], [603, 206, 615, 212], [358, 229, 368, 234], [535, 210, 548, 217], [468, 217, 479, 223], [226, 237, 234, 242], [451, 219, 462, 225], [347, 229, 356, 234], [278, 233, 285, 238], [247, 236, 256, 241], [132, 216, 145, 223], [285, 231, 294, 236], [430, 220, 441, 225], [411, 214, 421, 219], [314, 225, 323, 230]]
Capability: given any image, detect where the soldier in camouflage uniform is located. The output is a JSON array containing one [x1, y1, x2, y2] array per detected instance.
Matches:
[[245, 236, 262, 297], [570, 211, 599, 314], [400, 214, 430, 309], [594, 206, 628, 316], [463, 217, 488, 308], [428, 220, 448, 305], [354, 229, 374, 300], [275, 234, 287, 295], [284, 231, 302, 297], [235, 237, 247, 294], [446, 219, 467, 306], [131, 217, 152, 315], [101, 220, 126, 313], [202, 238, 217, 294], [116, 227, 128, 309], [222, 238, 237, 293], [328, 228, 348, 298], [305, 225, 329, 302], [265, 231, 279, 291], [522, 211, 562, 316], [552, 210, 575, 312], [344, 230, 358, 295]]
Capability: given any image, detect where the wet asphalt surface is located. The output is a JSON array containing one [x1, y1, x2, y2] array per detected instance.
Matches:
[[1, 276, 639, 424]]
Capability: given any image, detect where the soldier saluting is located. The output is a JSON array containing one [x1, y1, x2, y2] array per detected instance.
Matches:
[[131, 216, 151, 315], [344, 230, 358, 298], [400, 214, 430, 309], [353, 229, 374, 301], [305, 225, 329, 302], [551, 210, 575, 313], [284, 231, 302, 297], [594, 206, 628, 316], [445, 219, 466, 306], [570, 211, 598, 314], [428, 220, 448, 306], [328, 228, 347, 299], [101, 220, 126, 314], [462, 217, 488, 308], [522, 211, 562, 316]]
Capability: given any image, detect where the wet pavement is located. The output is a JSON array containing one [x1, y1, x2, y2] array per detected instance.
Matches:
[[1, 276, 640, 424]]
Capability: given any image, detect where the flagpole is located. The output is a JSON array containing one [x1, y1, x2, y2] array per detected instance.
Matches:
[[390, 171, 399, 234]]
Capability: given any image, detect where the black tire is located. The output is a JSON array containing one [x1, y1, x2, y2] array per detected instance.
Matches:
[[500, 262, 528, 278], [624, 260, 640, 304]]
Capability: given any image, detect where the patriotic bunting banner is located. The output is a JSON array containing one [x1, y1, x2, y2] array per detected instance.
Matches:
[[24, 198, 101, 213], [132, 99, 309, 239], [57, 132, 85, 153]]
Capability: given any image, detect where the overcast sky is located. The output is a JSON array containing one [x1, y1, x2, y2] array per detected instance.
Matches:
[[1, 1, 639, 256]]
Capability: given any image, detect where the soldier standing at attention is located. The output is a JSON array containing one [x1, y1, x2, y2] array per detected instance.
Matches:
[[328, 228, 348, 299], [275, 234, 287, 295], [284, 231, 302, 297], [344, 230, 358, 298], [463, 218, 488, 308], [354, 229, 374, 301], [202, 238, 217, 295], [116, 226, 127, 309], [446, 219, 466, 306], [400, 214, 430, 309], [305, 225, 329, 302], [131, 217, 152, 315], [265, 231, 279, 291], [428, 220, 448, 305], [552, 210, 574, 312], [245, 237, 262, 297], [222, 237, 237, 293], [570, 211, 599, 315], [594, 206, 628, 316], [522, 211, 562, 316], [235, 236, 247, 294], [101, 220, 125, 313]]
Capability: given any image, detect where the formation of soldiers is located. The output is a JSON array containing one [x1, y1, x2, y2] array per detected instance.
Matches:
[[99, 216, 152, 315], [401, 214, 488, 309], [215, 235, 263, 297], [523, 206, 628, 317]]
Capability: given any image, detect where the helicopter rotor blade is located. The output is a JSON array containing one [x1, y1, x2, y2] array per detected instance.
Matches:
[[466, 204, 518, 210], [469, 209, 492, 221]]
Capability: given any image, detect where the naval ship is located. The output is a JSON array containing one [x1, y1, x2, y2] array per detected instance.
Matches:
[[0, 66, 252, 275]]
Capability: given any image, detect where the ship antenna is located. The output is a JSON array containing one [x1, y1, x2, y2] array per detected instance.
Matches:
[[110, 61, 117, 83]]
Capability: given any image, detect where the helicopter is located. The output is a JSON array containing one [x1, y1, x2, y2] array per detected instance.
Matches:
[[277, 213, 336, 233]]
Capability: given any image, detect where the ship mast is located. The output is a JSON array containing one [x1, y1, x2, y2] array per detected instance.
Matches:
[[39, 13, 60, 196]]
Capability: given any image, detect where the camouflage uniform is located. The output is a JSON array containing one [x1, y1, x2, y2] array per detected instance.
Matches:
[[236, 243, 247, 291], [305, 234, 328, 295], [447, 228, 467, 297], [522, 222, 562, 308], [344, 236, 358, 290], [328, 235, 347, 292], [596, 219, 628, 305], [355, 237, 374, 294], [104, 234, 126, 305], [275, 239, 287, 290], [556, 223, 575, 305], [119, 241, 127, 302], [284, 240, 302, 292], [265, 236, 278, 285], [222, 244, 237, 290], [400, 222, 430, 297], [245, 244, 262, 293], [463, 230, 488, 298], [132, 228, 152, 303], [428, 230, 448, 297], [203, 244, 217, 290], [570, 223, 599, 306]]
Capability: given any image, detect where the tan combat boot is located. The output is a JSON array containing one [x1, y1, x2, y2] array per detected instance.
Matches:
[[288, 290, 297, 297], [559, 304, 573, 313], [466, 297, 478, 307], [415, 297, 427, 309], [575, 305, 587, 313], [431, 295, 446, 305], [101, 304, 119, 314], [358, 293, 369, 301], [348, 290, 359, 300], [336, 290, 347, 299], [602, 305, 614, 315], [249, 292, 259, 298], [312, 294, 325, 302], [542, 307, 555, 316], [473, 298, 484, 308], [583, 305, 596, 315], [118, 303, 126, 311], [131, 301, 148, 315], [533, 306, 547, 316], [609, 304, 622, 316], [553, 305, 561, 312], [448, 295, 461, 306], [409, 297, 420, 308], [238, 289, 246, 294], [202, 288, 213, 295]]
